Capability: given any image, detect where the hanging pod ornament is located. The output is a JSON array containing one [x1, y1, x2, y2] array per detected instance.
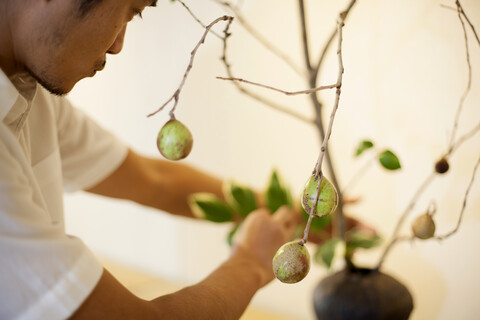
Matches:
[[301, 174, 338, 218], [411, 203, 436, 240], [273, 240, 311, 284], [157, 118, 193, 161], [411, 213, 436, 240]]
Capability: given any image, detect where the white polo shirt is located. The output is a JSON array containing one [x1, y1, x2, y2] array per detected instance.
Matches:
[[0, 69, 128, 319]]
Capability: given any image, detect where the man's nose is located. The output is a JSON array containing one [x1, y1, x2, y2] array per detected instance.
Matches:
[[107, 26, 127, 55]]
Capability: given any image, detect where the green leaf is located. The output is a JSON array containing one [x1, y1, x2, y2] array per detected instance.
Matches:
[[223, 180, 257, 217], [378, 150, 401, 170], [188, 193, 234, 223], [314, 238, 342, 269], [355, 140, 374, 157], [226, 224, 241, 247], [346, 229, 382, 250], [265, 170, 292, 213]]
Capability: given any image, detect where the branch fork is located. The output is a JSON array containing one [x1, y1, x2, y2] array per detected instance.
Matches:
[[148, 15, 234, 119]]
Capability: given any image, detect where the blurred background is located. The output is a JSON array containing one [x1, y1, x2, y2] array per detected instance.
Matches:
[[64, 0, 480, 319]]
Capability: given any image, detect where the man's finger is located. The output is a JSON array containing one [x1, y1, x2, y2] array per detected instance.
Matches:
[[272, 206, 297, 230]]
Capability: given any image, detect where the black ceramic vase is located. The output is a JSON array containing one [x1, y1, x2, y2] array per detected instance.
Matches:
[[313, 267, 414, 320]]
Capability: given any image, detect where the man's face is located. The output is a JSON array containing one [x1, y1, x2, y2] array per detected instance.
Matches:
[[21, 0, 154, 95]]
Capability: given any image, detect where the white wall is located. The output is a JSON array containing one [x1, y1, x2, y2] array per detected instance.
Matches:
[[65, 1, 480, 319]]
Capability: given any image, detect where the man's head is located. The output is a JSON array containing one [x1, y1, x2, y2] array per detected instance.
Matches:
[[1, 0, 156, 95]]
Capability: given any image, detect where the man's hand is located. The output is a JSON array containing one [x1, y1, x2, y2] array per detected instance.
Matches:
[[231, 206, 298, 287]]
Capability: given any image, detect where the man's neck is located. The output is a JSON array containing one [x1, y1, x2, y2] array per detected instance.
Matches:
[[0, 1, 21, 77]]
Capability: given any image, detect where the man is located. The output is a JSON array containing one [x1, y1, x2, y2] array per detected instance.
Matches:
[[0, 0, 297, 319]]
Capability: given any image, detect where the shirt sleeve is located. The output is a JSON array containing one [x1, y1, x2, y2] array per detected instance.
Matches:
[[52, 96, 128, 192], [0, 124, 103, 320]]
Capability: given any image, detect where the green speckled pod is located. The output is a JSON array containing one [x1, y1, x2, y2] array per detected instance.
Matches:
[[157, 119, 193, 161], [302, 175, 338, 218], [273, 241, 310, 284]]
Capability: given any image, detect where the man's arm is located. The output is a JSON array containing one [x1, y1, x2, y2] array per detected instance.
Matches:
[[70, 207, 297, 320], [86, 149, 225, 218]]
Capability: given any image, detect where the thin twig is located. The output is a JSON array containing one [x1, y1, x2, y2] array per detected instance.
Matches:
[[439, 4, 457, 11], [341, 152, 377, 194], [297, 0, 339, 245], [435, 154, 480, 240], [302, 0, 357, 247], [212, 0, 306, 77], [376, 172, 436, 269], [313, 18, 345, 176], [386, 235, 415, 251], [297, 0, 324, 134], [148, 15, 233, 118], [376, 0, 480, 269], [298, 0, 313, 74], [224, 83, 314, 123], [377, 122, 480, 268], [456, 0, 480, 46], [300, 15, 345, 246], [448, 122, 480, 156], [448, 2, 472, 150], [216, 77, 340, 96], [441, 2, 480, 46], [176, 0, 223, 39], [312, 0, 357, 82], [219, 11, 312, 124]]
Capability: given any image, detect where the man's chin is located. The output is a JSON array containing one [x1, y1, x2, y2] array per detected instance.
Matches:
[[44, 85, 72, 96], [25, 68, 74, 96], [37, 79, 74, 97]]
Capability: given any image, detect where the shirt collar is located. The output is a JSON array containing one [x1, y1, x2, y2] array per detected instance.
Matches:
[[0, 68, 38, 125], [0, 68, 19, 122]]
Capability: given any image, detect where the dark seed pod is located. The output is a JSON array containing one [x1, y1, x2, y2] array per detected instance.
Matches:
[[435, 158, 449, 174]]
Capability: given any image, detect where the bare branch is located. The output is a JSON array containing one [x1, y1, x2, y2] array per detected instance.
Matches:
[[386, 235, 416, 251], [225, 82, 314, 123], [212, 0, 306, 77], [219, 10, 312, 124], [302, 0, 357, 248], [313, 17, 345, 176], [377, 1, 480, 269], [298, 0, 313, 73], [448, 2, 473, 150], [377, 122, 480, 268], [341, 152, 377, 194], [176, 0, 223, 39], [435, 154, 480, 240], [312, 0, 357, 81], [448, 121, 480, 156], [301, 15, 346, 245], [148, 15, 233, 118], [216, 76, 339, 96], [376, 172, 436, 269], [456, 0, 480, 47], [439, 4, 457, 11]]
